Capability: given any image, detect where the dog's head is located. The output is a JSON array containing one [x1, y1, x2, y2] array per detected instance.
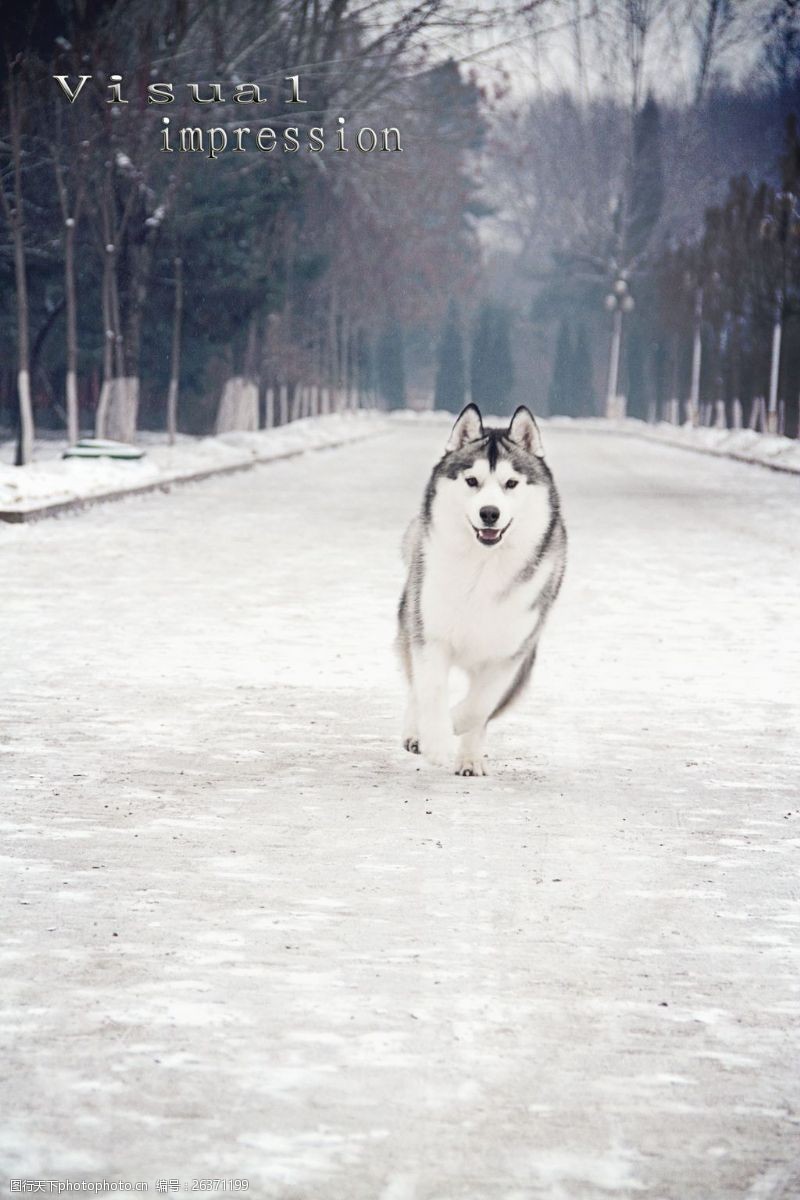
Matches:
[[426, 403, 554, 548]]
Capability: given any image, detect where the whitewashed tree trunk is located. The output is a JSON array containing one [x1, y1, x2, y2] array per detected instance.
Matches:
[[767, 315, 782, 435], [66, 371, 79, 444], [605, 307, 622, 419], [106, 376, 140, 443], [714, 400, 727, 429], [95, 379, 110, 439], [749, 396, 766, 431], [689, 290, 703, 424], [279, 385, 289, 426], [265, 386, 274, 429], [0, 74, 35, 464], [167, 257, 183, 445], [215, 376, 258, 434], [732, 399, 743, 429], [166, 379, 179, 444], [96, 258, 113, 438], [17, 369, 34, 465], [64, 218, 80, 445]]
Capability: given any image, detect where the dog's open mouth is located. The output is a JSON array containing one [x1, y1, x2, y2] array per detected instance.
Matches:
[[473, 522, 511, 546]]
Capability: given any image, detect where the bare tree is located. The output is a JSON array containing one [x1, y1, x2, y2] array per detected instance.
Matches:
[[0, 55, 35, 465], [167, 256, 183, 444]]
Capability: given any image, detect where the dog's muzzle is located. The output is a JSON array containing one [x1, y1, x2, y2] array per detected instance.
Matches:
[[473, 522, 510, 545]]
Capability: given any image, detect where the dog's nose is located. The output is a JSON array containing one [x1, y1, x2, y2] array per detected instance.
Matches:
[[479, 506, 500, 526]]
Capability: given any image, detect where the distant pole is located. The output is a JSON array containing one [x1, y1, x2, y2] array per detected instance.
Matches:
[[689, 287, 703, 426], [606, 308, 622, 416], [167, 256, 183, 445], [604, 277, 634, 419]]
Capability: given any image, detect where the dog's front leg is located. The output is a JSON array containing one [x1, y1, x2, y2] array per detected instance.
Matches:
[[455, 724, 488, 777], [451, 661, 520, 776], [412, 641, 453, 768]]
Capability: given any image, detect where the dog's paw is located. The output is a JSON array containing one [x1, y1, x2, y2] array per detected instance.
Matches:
[[403, 737, 420, 755], [455, 756, 488, 777]]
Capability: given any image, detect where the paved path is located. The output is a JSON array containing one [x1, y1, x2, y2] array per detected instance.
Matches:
[[2, 423, 799, 1199]]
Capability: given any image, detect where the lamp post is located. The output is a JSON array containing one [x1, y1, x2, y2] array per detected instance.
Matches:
[[604, 276, 634, 419]]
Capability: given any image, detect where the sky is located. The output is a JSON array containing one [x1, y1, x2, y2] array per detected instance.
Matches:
[[420, 0, 770, 106]]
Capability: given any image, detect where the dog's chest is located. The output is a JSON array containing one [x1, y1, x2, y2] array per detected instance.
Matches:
[[420, 545, 539, 667]]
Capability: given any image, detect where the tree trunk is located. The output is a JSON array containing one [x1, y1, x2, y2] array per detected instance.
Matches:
[[107, 377, 140, 442], [767, 312, 782, 435], [605, 308, 623, 419], [328, 284, 339, 399], [688, 288, 703, 426], [1, 73, 35, 465], [341, 310, 352, 408], [167, 257, 183, 444], [215, 376, 258, 433], [95, 256, 113, 438], [64, 216, 79, 444]]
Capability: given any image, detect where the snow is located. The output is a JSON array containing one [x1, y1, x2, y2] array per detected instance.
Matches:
[[549, 414, 800, 474], [394, 408, 800, 473], [1, 424, 799, 1197], [4, 410, 796, 519], [0, 413, 384, 515]]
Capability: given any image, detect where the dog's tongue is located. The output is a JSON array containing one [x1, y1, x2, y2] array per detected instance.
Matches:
[[478, 528, 501, 542]]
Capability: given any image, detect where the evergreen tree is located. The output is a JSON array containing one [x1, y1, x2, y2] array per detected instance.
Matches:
[[548, 319, 574, 415], [434, 300, 466, 411], [470, 302, 514, 412], [377, 325, 406, 410], [572, 322, 595, 416], [357, 331, 376, 403], [494, 307, 514, 409], [471, 304, 494, 407], [627, 94, 664, 261], [626, 319, 648, 420]]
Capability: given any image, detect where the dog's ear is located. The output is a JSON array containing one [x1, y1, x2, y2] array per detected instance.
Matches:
[[507, 406, 545, 457], [446, 404, 483, 452]]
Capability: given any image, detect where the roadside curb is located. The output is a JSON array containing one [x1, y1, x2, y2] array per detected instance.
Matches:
[[0, 422, 386, 525]]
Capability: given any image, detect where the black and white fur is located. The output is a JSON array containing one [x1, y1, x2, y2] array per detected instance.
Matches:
[[397, 404, 566, 776]]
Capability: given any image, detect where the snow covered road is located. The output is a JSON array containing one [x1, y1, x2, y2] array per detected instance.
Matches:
[[2, 422, 799, 1199]]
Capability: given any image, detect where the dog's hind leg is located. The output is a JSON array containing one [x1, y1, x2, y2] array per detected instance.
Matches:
[[396, 621, 420, 754], [402, 692, 420, 754]]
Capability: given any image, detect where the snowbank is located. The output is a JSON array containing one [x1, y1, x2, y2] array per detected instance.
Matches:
[[0, 412, 385, 521], [390, 409, 800, 474], [545, 416, 800, 474]]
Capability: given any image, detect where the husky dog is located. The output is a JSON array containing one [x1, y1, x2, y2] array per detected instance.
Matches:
[[397, 404, 566, 776]]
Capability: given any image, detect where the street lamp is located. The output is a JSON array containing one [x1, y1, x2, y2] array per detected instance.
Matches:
[[604, 276, 634, 419]]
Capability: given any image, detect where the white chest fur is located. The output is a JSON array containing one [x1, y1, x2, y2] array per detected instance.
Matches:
[[420, 505, 555, 670]]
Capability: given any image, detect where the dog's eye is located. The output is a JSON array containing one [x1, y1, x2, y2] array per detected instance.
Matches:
[[465, 476, 479, 488], [505, 479, 519, 490]]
